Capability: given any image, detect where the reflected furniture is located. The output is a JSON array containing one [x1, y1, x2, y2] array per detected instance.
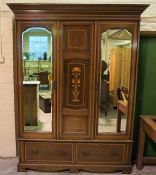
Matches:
[[23, 60, 52, 79], [117, 100, 128, 132], [8, 3, 148, 173], [23, 81, 40, 126], [136, 116, 156, 170], [39, 93, 51, 113]]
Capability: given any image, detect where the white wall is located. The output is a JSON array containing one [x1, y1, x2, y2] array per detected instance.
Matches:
[[0, 0, 156, 157], [0, 0, 16, 157]]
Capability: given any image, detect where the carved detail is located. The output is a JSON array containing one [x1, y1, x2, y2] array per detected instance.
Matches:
[[72, 67, 81, 102]]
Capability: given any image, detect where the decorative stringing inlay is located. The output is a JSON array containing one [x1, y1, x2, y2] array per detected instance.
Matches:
[[67, 30, 86, 49], [65, 62, 86, 108], [72, 67, 81, 102]]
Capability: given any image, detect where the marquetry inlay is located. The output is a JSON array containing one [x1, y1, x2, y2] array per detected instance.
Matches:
[[64, 62, 86, 108], [72, 67, 81, 102]]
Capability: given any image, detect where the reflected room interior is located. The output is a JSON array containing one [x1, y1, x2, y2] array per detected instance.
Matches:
[[22, 27, 52, 132], [98, 29, 132, 134]]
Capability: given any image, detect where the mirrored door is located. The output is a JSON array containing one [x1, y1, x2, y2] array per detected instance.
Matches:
[[18, 22, 57, 137], [95, 23, 135, 137]]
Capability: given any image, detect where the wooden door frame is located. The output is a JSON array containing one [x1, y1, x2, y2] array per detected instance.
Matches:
[[14, 21, 57, 139], [94, 21, 139, 140]]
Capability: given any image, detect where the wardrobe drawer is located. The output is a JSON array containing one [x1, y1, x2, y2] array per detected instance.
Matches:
[[76, 143, 125, 163], [25, 142, 73, 163]]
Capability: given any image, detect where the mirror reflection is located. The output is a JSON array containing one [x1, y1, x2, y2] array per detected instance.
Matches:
[[22, 27, 52, 132], [98, 29, 132, 133]]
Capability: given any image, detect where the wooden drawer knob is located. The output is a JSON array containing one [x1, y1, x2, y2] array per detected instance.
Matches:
[[30, 150, 39, 155], [59, 151, 68, 156], [110, 151, 119, 157], [82, 151, 90, 156]]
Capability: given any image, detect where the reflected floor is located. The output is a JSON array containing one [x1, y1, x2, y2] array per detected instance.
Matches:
[[24, 107, 52, 132], [25, 108, 126, 133], [98, 108, 126, 133], [24, 94, 126, 133], [38, 107, 52, 132]]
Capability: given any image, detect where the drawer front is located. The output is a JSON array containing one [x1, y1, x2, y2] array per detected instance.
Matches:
[[76, 143, 125, 163], [25, 142, 73, 163]]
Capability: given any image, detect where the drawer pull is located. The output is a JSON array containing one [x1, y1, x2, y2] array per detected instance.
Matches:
[[59, 151, 68, 156], [82, 151, 90, 156], [110, 151, 119, 157], [31, 150, 39, 155]]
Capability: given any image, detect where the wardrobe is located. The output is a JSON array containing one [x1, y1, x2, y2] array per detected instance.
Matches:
[[8, 3, 148, 173]]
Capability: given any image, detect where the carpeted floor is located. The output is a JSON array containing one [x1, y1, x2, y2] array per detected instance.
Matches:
[[0, 157, 156, 175]]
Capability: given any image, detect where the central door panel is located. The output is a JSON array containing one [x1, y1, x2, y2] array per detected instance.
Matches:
[[64, 60, 89, 109], [60, 22, 94, 139]]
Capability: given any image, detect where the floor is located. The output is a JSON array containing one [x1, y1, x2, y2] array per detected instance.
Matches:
[[25, 107, 126, 134], [98, 108, 126, 133], [0, 157, 156, 175], [24, 90, 52, 132]]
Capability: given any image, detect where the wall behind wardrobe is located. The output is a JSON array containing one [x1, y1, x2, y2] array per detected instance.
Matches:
[[133, 35, 156, 158], [0, 0, 15, 157]]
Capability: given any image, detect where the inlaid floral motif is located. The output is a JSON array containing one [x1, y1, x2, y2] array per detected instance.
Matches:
[[72, 66, 81, 102]]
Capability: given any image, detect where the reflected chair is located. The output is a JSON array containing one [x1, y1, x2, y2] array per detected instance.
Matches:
[[117, 87, 128, 101], [38, 71, 49, 90]]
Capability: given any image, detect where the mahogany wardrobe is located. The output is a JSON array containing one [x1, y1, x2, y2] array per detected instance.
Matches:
[[8, 3, 148, 173]]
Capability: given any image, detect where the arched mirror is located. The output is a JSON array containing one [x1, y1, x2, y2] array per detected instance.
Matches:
[[98, 29, 132, 134], [22, 27, 53, 132]]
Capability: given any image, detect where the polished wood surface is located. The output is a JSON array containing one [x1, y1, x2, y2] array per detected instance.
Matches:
[[136, 115, 156, 170], [8, 3, 148, 173], [25, 142, 73, 162], [61, 22, 92, 139], [142, 117, 156, 141], [76, 143, 125, 163], [7, 3, 148, 21]]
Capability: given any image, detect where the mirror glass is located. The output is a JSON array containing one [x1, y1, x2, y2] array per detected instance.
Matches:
[[98, 29, 132, 134], [22, 27, 52, 132]]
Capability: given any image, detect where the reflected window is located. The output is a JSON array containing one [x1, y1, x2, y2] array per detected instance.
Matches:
[[98, 29, 132, 134], [29, 36, 48, 60], [22, 27, 52, 61]]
